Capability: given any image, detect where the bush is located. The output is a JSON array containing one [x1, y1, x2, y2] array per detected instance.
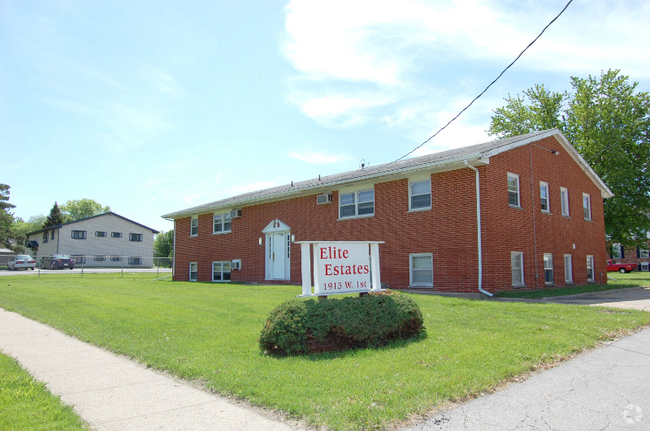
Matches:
[[260, 291, 424, 356]]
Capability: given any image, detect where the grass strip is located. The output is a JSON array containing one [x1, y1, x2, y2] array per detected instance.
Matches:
[[0, 352, 88, 430], [0, 273, 648, 430], [496, 273, 650, 299]]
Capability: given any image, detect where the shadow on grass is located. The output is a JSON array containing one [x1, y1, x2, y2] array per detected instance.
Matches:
[[265, 331, 429, 362]]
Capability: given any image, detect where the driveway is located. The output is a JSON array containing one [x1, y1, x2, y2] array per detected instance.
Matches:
[[542, 286, 650, 312]]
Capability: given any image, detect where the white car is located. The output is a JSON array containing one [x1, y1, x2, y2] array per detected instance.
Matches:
[[7, 255, 36, 271]]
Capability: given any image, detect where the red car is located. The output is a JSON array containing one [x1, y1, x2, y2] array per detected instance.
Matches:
[[606, 259, 636, 273]]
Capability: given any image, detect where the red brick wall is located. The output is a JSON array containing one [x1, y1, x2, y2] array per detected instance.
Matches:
[[481, 136, 608, 290], [174, 136, 609, 292]]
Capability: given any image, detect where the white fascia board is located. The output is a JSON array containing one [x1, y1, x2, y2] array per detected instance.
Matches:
[[161, 154, 486, 219], [552, 133, 614, 199], [483, 129, 613, 199]]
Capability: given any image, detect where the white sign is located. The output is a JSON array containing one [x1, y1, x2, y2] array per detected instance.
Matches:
[[317, 243, 371, 294], [296, 240, 384, 297]]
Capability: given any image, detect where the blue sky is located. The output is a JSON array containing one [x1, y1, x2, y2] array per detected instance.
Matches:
[[2, 0, 649, 233]]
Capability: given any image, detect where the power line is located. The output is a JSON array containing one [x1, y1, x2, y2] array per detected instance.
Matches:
[[393, 0, 574, 163]]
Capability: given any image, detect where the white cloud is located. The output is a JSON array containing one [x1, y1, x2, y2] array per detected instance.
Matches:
[[282, 0, 650, 137]]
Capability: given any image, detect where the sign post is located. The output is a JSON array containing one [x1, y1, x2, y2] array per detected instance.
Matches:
[[296, 241, 384, 297]]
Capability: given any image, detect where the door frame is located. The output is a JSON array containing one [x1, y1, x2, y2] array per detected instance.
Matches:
[[263, 219, 291, 280]]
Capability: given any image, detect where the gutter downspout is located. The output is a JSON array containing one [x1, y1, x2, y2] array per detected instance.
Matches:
[[465, 160, 493, 297]]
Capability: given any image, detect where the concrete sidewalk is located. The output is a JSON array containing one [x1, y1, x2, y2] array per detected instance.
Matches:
[[402, 327, 650, 431], [0, 308, 302, 431]]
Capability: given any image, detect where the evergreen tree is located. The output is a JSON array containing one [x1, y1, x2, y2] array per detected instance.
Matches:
[[44, 202, 64, 228], [0, 184, 16, 249]]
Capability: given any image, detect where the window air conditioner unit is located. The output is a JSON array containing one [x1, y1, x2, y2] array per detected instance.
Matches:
[[231, 259, 241, 270], [317, 193, 333, 205], [230, 209, 242, 219]]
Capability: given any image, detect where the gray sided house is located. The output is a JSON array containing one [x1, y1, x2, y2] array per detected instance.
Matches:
[[26, 212, 159, 267]]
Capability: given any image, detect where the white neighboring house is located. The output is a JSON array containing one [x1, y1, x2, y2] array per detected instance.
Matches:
[[25, 212, 159, 267]]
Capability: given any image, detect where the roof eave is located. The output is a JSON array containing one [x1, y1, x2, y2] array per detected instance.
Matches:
[[161, 154, 486, 219]]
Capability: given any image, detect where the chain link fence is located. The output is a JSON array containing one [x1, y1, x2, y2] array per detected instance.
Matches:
[[2, 254, 173, 278]]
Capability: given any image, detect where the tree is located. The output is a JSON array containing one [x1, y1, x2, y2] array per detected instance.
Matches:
[[11, 215, 47, 253], [0, 184, 17, 249], [44, 202, 64, 228], [60, 199, 111, 222], [154, 230, 174, 268], [489, 70, 650, 244]]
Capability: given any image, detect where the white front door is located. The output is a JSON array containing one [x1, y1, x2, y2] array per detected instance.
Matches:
[[263, 219, 291, 280], [267, 232, 289, 280]]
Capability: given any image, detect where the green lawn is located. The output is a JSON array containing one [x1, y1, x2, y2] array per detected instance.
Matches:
[[0, 274, 649, 430], [0, 352, 88, 430], [496, 272, 650, 299]]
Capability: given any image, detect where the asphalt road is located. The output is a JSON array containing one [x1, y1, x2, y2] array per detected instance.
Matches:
[[0, 268, 172, 276]]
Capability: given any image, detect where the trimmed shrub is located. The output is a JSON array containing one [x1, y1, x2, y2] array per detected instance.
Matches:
[[259, 291, 424, 356]]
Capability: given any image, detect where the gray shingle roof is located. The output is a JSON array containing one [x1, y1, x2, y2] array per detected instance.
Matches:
[[162, 129, 610, 219]]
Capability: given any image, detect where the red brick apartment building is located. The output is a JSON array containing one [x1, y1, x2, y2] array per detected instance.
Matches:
[[162, 129, 613, 294]]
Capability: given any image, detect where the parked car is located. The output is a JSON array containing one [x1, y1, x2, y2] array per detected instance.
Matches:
[[606, 259, 636, 273], [40, 254, 75, 270], [7, 255, 36, 271]]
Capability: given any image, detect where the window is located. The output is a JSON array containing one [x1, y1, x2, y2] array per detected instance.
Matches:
[[43, 232, 48, 243], [409, 180, 431, 211], [409, 253, 433, 286], [543, 253, 554, 285], [540, 182, 550, 213], [339, 189, 374, 218], [564, 254, 573, 284], [511, 252, 524, 287], [110, 256, 122, 262], [213, 213, 232, 234], [640, 247, 650, 259], [583, 193, 592, 221], [129, 233, 143, 242], [586, 256, 595, 282], [94, 256, 106, 262], [95, 231, 107, 237], [111, 232, 122, 238], [507, 173, 520, 208], [73, 256, 86, 264], [212, 261, 232, 282], [71, 230, 87, 240], [190, 216, 199, 236], [128, 257, 142, 265], [612, 243, 623, 259], [560, 187, 570, 217], [189, 262, 198, 281]]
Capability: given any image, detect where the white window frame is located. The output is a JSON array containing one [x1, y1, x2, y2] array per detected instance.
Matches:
[[540, 182, 550, 213], [409, 253, 433, 287], [129, 233, 143, 242], [213, 213, 232, 234], [212, 261, 232, 283], [507, 173, 521, 208], [586, 255, 595, 283], [640, 247, 650, 259], [408, 179, 432, 212], [339, 188, 375, 219], [612, 243, 622, 259], [560, 187, 570, 217], [128, 257, 142, 265], [583, 193, 592, 221], [543, 253, 554, 285], [189, 262, 198, 282], [564, 254, 573, 284], [190, 216, 199, 237], [511, 251, 525, 287]]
